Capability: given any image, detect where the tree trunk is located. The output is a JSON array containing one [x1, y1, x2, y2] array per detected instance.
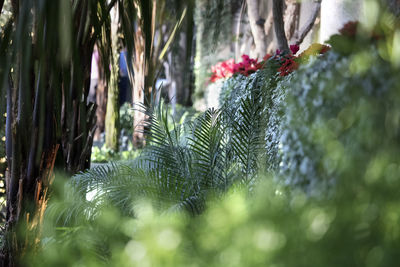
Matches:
[[94, 69, 107, 142], [105, 4, 120, 151], [130, 0, 158, 148], [284, 0, 300, 41], [132, 25, 147, 148], [294, 0, 321, 46], [2, 2, 60, 261], [166, 1, 195, 108], [273, 0, 289, 51], [246, 0, 267, 58], [1, 0, 102, 264]]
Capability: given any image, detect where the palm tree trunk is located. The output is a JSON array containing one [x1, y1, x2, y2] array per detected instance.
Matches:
[[131, 0, 155, 148], [105, 4, 120, 151], [132, 25, 147, 148]]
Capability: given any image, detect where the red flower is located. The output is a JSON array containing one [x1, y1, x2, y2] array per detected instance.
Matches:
[[278, 56, 299, 76], [210, 58, 236, 82], [339, 21, 358, 37], [290, 44, 300, 55]]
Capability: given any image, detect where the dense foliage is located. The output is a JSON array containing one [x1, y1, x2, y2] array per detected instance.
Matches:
[[19, 13, 400, 267]]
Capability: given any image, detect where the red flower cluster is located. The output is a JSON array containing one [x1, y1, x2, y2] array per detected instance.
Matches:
[[276, 44, 300, 76], [210, 55, 264, 82], [232, 55, 264, 76], [210, 44, 304, 82], [278, 55, 299, 76], [210, 59, 236, 82]]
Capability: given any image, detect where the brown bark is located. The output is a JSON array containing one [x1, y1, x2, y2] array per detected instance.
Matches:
[[131, 0, 161, 148], [132, 24, 147, 148], [246, 0, 267, 57], [2, 145, 59, 266], [284, 0, 300, 41], [94, 82, 107, 142], [273, 0, 289, 51]]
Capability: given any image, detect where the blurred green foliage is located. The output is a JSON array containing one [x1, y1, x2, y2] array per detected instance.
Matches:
[[91, 144, 141, 163], [25, 174, 400, 267], [119, 103, 135, 137]]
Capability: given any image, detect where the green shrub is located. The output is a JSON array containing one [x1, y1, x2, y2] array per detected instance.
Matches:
[[26, 174, 400, 267], [119, 103, 135, 137], [276, 47, 400, 193]]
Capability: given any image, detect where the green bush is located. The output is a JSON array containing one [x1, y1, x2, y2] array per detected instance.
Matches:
[[277, 47, 400, 192], [119, 103, 135, 137]]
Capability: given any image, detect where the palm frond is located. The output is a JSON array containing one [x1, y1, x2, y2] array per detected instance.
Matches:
[[188, 108, 228, 190], [231, 95, 266, 181]]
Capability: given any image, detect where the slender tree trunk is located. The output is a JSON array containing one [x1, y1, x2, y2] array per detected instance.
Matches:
[[131, 0, 157, 148], [273, 0, 289, 51], [105, 4, 120, 151], [284, 0, 300, 41], [293, 0, 321, 46], [246, 0, 267, 58], [132, 25, 147, 148], [94, 59, 108, 142], [168, 3, 195, 108]]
